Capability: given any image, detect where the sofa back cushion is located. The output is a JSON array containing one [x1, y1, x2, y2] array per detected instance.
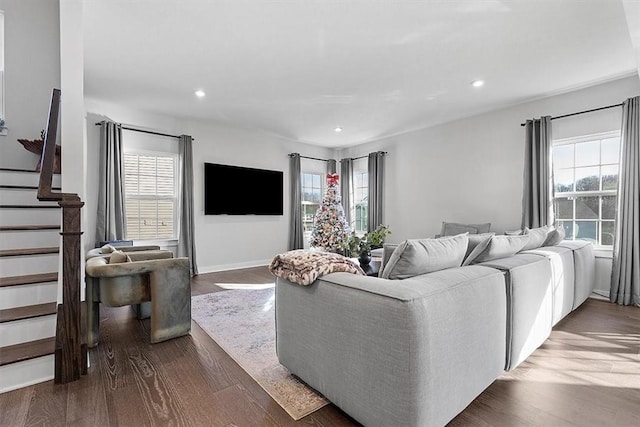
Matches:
[[381, 233, 469, 279], [471, 234, 530, 264], [440, 221, 491, 236], [522, 225, 551, 251], [462, 233, 495, 266], [543, 224, 566, 246]]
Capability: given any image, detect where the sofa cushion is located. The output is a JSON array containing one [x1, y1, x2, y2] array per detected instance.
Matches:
[[543, 224, 565, 246], [441, 221, 491, 236], [381, 233, 468, 279], [522, 226, 551, 251], [462, 233, 495, 266], [471, 234, 530, 264], [108, 250, 132, 264]]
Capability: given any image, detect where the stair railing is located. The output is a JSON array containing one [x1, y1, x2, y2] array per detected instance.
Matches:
[[38, 88, 87, 383]]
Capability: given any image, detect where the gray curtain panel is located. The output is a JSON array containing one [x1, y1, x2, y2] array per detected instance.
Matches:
[[367, 151, 385, 232], [327, 159, 337, 174], [178, 135, 198, 276], [288, 153, 304, 250], [340, 158, 353, 229], [95, 121, 126, 243], [521, 116, 553, 229], [610, 96, 640, 306]]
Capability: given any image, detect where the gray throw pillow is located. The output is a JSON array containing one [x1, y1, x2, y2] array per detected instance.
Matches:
[[441, 221, 491, 236], [471, 234, 530, 264], [543, 224, 566, 246], [378, 243, 399, 277], [108, 250, 132, 264], [462, 233, 495, 266], [522, 225, 551, 251], [381, 233, 469, 280]]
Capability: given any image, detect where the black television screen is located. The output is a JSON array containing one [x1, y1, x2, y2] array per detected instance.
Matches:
[[204, 162, 283, 215]]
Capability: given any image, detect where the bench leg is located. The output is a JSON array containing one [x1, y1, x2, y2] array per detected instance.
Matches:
[[85, 277, 100, 348]]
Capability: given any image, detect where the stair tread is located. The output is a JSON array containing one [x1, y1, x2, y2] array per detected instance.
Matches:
[[0, 167, 60, 174], [0, 272, 58, 288], [0, 337, 56, 366], [0, 185, 61, 191], [0, 302, 57, 323], [0, 225, 60, 232], [0, 247, 59, 257]]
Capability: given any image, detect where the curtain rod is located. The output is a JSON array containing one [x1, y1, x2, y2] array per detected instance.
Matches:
[[94, 122, 190, 140], [519, 103, 623, 127], [288, 153, 329, 162], [341, 151, 388, 161]]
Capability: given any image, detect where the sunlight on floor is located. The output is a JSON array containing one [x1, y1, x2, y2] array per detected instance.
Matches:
[[215, 282, 275, 290], [499, 329, 640, 388]]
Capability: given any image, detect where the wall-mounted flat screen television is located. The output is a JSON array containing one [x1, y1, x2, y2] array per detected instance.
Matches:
[[204, 162, 284, 215]]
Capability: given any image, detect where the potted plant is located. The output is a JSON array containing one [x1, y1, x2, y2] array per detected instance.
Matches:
[[340, 225, 391, 265]]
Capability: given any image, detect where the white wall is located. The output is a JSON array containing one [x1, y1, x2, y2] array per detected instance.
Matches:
[[84, 98, 336, 271], [338, 74, 640, 296], [0, 0, 60, 169]]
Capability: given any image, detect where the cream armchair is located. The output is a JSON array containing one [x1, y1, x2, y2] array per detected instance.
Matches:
[[85, 256, 191, 347]]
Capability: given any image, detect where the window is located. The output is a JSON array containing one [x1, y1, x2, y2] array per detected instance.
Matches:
[[301, 172, 323, 238], [354, 171, 368, 233], [552, 132, 620, 247], [123, 152, 177, 240]]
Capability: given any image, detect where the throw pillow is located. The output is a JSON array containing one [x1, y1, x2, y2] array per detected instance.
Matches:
[[101, 243, 116, 254], [441, 221, 491, 236], [543, 224, 566, 246], [504, 229, 524, 236], [108, 250, 132, 264], [522, 225, 551, 251], [381, 233, 469, 280], [471, 234, 530, 264], [378, 243, 399, 277], [462, 232, 495, 266]]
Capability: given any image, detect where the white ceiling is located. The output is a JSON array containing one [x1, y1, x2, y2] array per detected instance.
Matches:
[[83, 0, 639, 149]]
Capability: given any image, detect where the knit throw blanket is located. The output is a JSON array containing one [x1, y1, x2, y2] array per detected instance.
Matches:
[[269, 249, 365, 286]]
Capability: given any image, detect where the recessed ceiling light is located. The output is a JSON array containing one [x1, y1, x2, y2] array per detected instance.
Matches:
[[195, 90, 206, 98], [334, 127, 343, 133], [471, 80, 484, 88]]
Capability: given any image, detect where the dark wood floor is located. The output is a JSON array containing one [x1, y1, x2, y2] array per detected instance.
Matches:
[[1, 266, 639, 426]]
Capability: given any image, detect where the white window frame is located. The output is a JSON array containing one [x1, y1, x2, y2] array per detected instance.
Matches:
[[353, 159, 368, 235], [301, 172, 324, 240], [552, 130, 620, 249], [123, 150, 178, 241]]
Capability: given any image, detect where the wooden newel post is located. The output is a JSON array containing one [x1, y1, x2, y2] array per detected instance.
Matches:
[[54, 196, 87, 383]]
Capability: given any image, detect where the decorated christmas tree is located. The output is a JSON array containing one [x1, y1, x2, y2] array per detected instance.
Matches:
[[309, 173, 351, 251]]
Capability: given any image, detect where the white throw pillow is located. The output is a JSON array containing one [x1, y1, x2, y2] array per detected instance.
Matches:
[[543, 224, 566, 246]]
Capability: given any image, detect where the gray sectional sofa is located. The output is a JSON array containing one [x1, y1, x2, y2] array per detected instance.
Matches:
[[274, 230, 595, 427]]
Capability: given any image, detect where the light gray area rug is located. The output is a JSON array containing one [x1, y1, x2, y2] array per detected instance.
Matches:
[[191, 287, 329, 420]]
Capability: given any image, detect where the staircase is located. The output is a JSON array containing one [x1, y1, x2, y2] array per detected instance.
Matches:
[[0, 168, 62, 393]]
